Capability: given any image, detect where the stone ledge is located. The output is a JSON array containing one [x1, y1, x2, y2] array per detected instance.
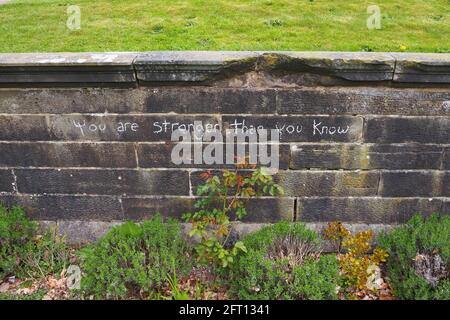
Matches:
[[393, 53, 450, 84], [134, 51, 396, 83], [134, 51, 258, 83], [0, 52, 138, 87], [265, 51, 395, 82], [0, 51, 448, 87]]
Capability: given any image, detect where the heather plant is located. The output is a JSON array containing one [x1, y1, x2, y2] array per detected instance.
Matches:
[[0, 205, 36, 278], [229, 222, 341, 300], [378, 214, 449, 300], [0, 204, 70, 280], [79, 215, 190, 299]]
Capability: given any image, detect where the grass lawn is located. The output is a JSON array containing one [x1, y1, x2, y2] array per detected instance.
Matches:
[[0, 0, 449, 53]]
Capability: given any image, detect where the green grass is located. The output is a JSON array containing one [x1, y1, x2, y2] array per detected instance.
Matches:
[[0, 0, 449, 52], [0, 290, 46, 300]]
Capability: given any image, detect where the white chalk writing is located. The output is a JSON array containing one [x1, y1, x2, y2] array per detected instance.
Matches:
[[70, 118, 352, 138]]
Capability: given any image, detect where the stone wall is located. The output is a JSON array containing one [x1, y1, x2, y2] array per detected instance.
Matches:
[[0, 51, 448, 242]]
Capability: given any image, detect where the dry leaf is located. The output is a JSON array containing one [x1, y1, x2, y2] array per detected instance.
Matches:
[[0, 282, 10, 293]]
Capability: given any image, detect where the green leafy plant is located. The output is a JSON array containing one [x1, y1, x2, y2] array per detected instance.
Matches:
[[20, 228, 71, 280], [378, 214, 450, 300], [0, 290, 47, 301], [0, 204, 70, 280], [184, 165, 284, 269], [163, 261, 191, 300], [0, 205, 37, 278], [323, 222, 388, 292], [79, 215, 191, 299], [229, 221, 341, 300]]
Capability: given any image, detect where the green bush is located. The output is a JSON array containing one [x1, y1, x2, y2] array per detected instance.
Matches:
[[0, 205, 36, 278], [79, 215, 191, 299], [229, 221, 341, 300], [378, 214, 450, 300], [0, 204, 70, 280]]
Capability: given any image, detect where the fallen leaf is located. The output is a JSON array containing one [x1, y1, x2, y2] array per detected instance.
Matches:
[[16, 287, 32, 295], [0, 282, 10, 293]]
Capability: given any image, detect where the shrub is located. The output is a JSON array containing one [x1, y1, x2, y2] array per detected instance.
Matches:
[[0, 204, 70, 280], [184, 166, 283, 269], [323, 222, 388, 292], [378, 214, 450, 300], [20, 227, 71, 280], [229, 222, 341, 300], [79, 215, 191, 299], [0, 205, 36, 278]]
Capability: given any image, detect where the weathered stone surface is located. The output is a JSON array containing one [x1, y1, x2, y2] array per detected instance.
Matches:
[[137, 143, 289, 169], [278, 52, 395, 82], [122, 197, 195, 220], [222, 115, 363, 142], [0, 194, 123, 220], [274, 171, 380, 197], [0, 194, 14, 207], [0, 52, 137, 86], [290, 144, 444, 170], [135, 51, 258, 83], [443, 148, 450, 170], [135, 52, 397, 85], [229, 223, 268, 238], [442, 200, 450, 215], [241, 198, 294, 222], [276, 87, 450, 116], [0, 169, 14, 192], [122, 196, 294, 222], [0, 142, 137, 168], [2, 86, 448, 116], [379, 171, 448, 197], [443, 173, 450, 197], [366, 144, 444, 170], [15, 169, 189, 196], [57, 220, 122, 243], [364, 117, 450, 144], [296, 197, 444, 224], [0, 115, 51, 141], [0, 88, 145, 114], [393, 53, 450, 84], [138, 143, 193, 168], [145, 88, 276, 113], [48, 114, 219, 141]]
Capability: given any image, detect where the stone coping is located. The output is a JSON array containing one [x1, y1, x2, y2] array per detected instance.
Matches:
[[0, 51, 448, 86]]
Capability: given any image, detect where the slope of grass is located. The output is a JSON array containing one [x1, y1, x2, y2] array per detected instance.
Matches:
[[0, 0, 448, 52]]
